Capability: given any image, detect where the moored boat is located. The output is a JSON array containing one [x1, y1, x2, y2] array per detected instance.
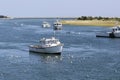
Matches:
[[29, 37, 63, 54], [53, 20, 62, 30], [42, 21, 51, 28], [96, 25, 120, 38]]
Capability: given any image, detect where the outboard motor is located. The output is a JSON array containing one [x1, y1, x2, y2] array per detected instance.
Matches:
[[109, 32, 115, 38]]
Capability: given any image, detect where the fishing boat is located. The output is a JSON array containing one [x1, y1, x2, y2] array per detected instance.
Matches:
[[96, 25, 120, 38], [53, 20, 62, 30], [29, 37, 63, 54], [42, 21, 51, 28]]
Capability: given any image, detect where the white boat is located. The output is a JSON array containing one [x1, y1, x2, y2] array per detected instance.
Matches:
[[96, 25, 120, 38], [42, 21, 51, 28], [29, 37, 63, 54], [53, 20, 62, 30]]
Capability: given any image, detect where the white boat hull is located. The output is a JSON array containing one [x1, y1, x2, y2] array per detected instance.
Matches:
[[29, 45, 63, 54], [42, 24, 50, 28], [96, 32, 120, 38]]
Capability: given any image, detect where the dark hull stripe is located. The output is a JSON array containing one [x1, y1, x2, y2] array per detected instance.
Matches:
[[29, 51, 61, 54]]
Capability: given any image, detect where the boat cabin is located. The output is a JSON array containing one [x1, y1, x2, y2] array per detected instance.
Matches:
[[112, 26, 120, 32], [40, 37, 60, 47]]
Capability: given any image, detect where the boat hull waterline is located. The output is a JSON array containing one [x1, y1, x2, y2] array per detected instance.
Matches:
[[96, 32, 120, 38], [29, 44, 63, 54]]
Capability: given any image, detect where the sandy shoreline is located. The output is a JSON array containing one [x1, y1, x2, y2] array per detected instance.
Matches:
[[61, 20, 120, 27]]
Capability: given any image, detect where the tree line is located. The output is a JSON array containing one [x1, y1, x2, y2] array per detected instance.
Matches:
[[77, 16, 120, 21], [0, 15, 8, 18]]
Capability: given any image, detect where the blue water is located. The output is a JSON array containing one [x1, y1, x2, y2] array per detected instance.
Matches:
[[0, 18, 120, 80]]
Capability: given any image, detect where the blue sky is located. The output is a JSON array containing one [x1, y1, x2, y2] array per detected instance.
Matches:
[[0, 0, 119, 17]]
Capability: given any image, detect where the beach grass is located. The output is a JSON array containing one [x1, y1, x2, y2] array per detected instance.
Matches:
[[61, 20, 120, 27]]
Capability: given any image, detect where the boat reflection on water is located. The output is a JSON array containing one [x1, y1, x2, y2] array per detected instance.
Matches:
[[29, 52, 62, 63]]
